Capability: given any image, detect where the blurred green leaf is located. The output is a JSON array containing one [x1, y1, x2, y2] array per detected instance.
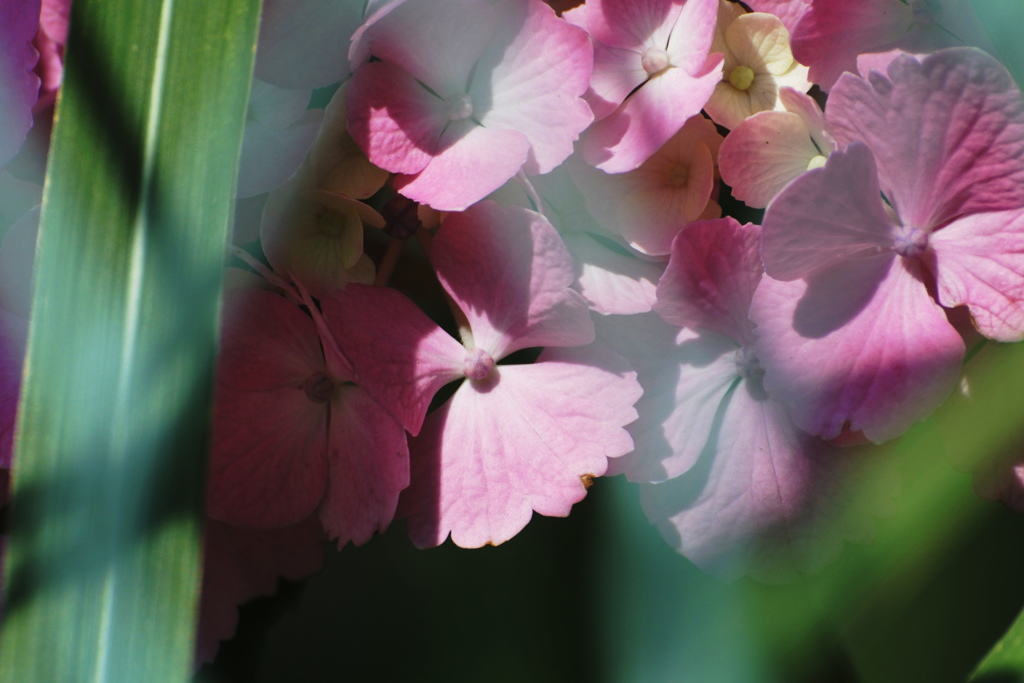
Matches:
[[0, 0, 262, 680]]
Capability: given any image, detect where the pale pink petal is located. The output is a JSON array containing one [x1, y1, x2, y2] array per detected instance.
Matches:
[[1, 0, 40, 167], [595, 313, 738, 482], [827, 49, 1024, 229], [718, 110, 823, 209], [640, 381, 837, 580], [581, 58, 723, 172], [750, 257, 965, 442], [400, 343, 641, 548], [476, 0, 593, 174], [322, 284, 465, 436], [761, 144, 896, 280], [665, 0, 719, 74], [238, 109, 323, 198], [562, 232, 661, 315], [196, 516, 325, 664], [779, 86, 835, 153], [656, 218, 762, 344], [432, 202, 594, 358], [360, 0, 495, 97], [581, 42, 649, 121], [563, 0, 684, 51], [319, 385, 410, 548], [346, 61, 448, 175], [930, 209, 1024, 342], [393, 121, 531, 211], [791, 0, 913, 90], [255, 0, 361, 89]]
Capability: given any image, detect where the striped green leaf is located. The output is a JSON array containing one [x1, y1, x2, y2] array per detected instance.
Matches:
[[0, 0, 262, 680]]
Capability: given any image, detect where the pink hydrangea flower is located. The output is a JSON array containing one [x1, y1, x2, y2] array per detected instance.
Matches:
[[751, 49, 1024, 443], [597, 218, 853, 579], [323, 202, 642, 547], [208, 286, 409, 548], [347, 0, 593, 210], [564, 0, 722, 172]]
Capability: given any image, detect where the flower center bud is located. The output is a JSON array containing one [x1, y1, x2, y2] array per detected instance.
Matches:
[[641, 46, 671, 76], [446, 93, 474, 121], [807, 154, 828, 171], [735, 346, 764, 383], [666, 162, 689, 188], [728, 65, 756, 91], [463, 347, 495, 380], [303, 371, 336, 403], [893, 224, 929, 259]]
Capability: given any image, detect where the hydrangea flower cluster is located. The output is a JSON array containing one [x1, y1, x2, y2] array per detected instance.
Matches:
[[3, 0, 1024, 661]]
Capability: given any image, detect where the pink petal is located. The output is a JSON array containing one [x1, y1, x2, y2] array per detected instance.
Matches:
[[207, 382, 329, 528], [827, 48, 1024, 229], [656, 218, 762, 344], [719, 110, 823, 209], [665, 0, 719, 75], [360, 0, 496, 97], [744, 0, 809, 34], [563, 0, 684, 51], [761, 144, 896, 281], [750, 257, 965, 442], [238, 109, 323, 198], [400, 343, 641, 548], [582, 42, 649, 121], [931, 209, 1024, 342], [562, 232, 661, 315], [322, 284, 465, 436], [255, 0, 361, 89], [0, 0, 41, 167], [393, 121, 531, 211], [639, 380, 840, 580], [595, 313, 738, 482], [346, 60, 448, 176], [790, 0, 913, 90], [318, 385, 410, 548], [581, 57, 723, 172], [196, 516, 325, 664], [476, 0, 593, 175], [432, 202, 594, 358]]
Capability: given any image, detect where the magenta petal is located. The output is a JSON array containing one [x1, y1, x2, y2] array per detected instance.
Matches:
[[581, 60, 722, 173], [208, 384, 329, 528], [346, 61, 447, 176], [761, 144, 895, 281], [401, 343, 641, 548], [640, 381, 837, 580], [322, 284, 465, 436], [828, 49, 1024, 229], [656, 218, 763, 344], [790, 0, 912, 91], [931, 209, 1024, 342], [0, 0, 41, 167], [432, 202, 594, 358], [394, 121, 531, 211], [751, 258, 964, 442], [319, 385, 410, 548]]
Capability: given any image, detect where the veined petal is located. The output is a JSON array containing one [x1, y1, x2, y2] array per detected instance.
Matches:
[[828, 48, 1024, 229], [322, 284, 465, 436], [931, 209, 1024, 342], [319, 385, 410, 548], [562, 232, 661, 315], [751, 257, 964, 442], [400, 343, 640, 548], [762, 144, 895, 281], [432, 202, 594, 359]]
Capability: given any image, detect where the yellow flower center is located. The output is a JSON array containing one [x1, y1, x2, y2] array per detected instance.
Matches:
[[807, 154, 828, 171], [728, 65, 755, 91]]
